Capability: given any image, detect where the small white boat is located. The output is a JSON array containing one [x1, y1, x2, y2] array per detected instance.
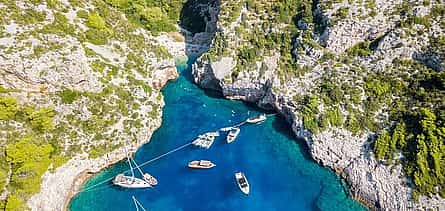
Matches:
[[113, 156, 157, 188], [188, 160, 216, 169], [220, 126, 233, 132], [226, 127, 240, 143], [235, 172, 250, 195], [246, 114, 267, 124]]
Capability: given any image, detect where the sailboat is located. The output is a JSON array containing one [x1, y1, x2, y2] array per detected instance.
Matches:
[[113, 156, 157, 189], [132, 196, 147, 211]]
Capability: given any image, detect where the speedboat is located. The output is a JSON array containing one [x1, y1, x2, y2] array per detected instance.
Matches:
[[235, 172, 250, 195], [188, 160, 216, 169], [226, 127, 240, 143], [246, 114, 266, 124]]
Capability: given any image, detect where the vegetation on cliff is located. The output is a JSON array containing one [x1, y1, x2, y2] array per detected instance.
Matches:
[[0, 0, 175, 209], [0, 96, 61, 209], [372, 60, 445, 200], [202, 0, 445, 202], [104, 0, 183, 34]]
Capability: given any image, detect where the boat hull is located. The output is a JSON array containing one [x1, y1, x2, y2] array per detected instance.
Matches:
[[188, 160, 216, 169], [235, 172, 250, 195], [226, 128, 240, 143], [246, 114, 266, 124], [113, 175, 151, 189]]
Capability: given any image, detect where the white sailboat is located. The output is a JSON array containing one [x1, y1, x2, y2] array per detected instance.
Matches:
[[113, 156, 157, 189]]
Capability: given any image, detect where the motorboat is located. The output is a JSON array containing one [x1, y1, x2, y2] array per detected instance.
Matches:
[[235, 172, 250, 195], [246, 114, 266, 124], [188, 160, 216, 169], [226, 127, 240, 143]]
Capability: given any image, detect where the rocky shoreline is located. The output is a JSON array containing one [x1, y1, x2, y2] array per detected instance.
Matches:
[[27, 62, 179, 211], [191, 58, 445, 210], [60, 132, 155, 211]]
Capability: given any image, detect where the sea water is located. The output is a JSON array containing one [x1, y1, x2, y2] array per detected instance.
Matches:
[[69, 59, 366, 211]]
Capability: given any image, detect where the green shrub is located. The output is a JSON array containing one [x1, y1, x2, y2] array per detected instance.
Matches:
[[6, 137, 54, 195], [76, 9, 89, 19], [85, 28, 108, 45], [325, 106, 343, 127], [139, 7, 176, 34], [24, 107, 55, 132], [87, 13, 106, 29], [40, 12, 75, 36], [347, 41, 372, 57], [336, 7, 349, 19], [5, 194, 24, 211], [301, 95, 320, 133], [0, 96, 18, 121], [374, 130, 390, 160], [59, 89, 81, 104], [346, 113, 360, 134], [431, 5, 445, 17]]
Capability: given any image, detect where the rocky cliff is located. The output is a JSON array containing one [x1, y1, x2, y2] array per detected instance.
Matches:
[[0, 0, 185, 210], [190, 0, 445, 210]]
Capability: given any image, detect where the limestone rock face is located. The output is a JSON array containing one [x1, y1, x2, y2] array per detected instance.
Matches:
[[0, 1, 184, 210], [189, 0, 445, 210], [192, 59, 422, 209], [192, 59, 222, 91], [152, 61, 180, 90]]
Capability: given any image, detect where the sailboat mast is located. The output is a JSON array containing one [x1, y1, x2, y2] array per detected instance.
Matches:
[[131, 157, 145, 176], [127, 157, 135, 179]]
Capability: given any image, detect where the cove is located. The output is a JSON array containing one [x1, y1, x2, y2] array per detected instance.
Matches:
[[69, 59, 366, 211]]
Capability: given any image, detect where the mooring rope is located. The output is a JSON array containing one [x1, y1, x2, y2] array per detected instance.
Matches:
[[76, 114, 274, 194], [77, 142, 193, 194]]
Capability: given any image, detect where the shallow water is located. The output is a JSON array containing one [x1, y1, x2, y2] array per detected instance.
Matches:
[[69, 59, 366, 211]]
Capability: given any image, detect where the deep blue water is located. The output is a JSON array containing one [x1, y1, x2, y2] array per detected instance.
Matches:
[[69, 59, 366, 211]]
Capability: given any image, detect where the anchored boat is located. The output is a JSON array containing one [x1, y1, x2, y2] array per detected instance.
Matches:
[[113, 156, 157, 189], [192, 131, 219, 149], [188, 160, 216, 169], [235, 172, 250, 195], [226, 127, 240, 143], [246, 114, 266, 124], [220, 126, 234, 132]]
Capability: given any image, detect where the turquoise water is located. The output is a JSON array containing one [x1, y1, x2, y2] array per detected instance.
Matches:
[[69, 59, 366, 211]]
